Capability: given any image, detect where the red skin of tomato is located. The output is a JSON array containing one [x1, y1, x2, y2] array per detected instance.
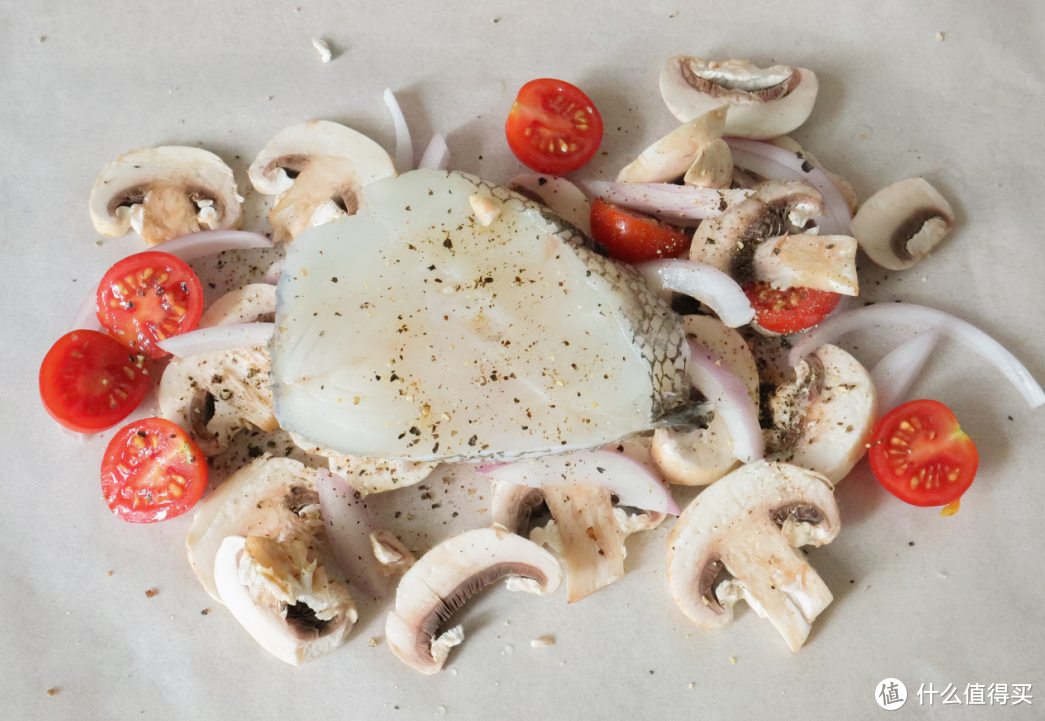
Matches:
[[589, 199, 690, 264], [506, 78, 604, 175], [39, 330, 151, 433], [96, 251, 204, 359], [743, 282, 841, 334], [101, 418, 208, 523], [868, 399, 979, 507]]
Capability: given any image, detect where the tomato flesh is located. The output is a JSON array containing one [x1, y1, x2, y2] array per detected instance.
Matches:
[[101, 418, 208, 523], [505, 78, 603, 175], [868, 399, 978, 508], [589, 199, 690, 263], [39, 330, 151, 433], [743, 281, 841, 334], [96, 251, 204, 358]]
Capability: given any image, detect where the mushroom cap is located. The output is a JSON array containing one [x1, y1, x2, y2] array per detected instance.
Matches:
[[386, 526, 561, 674], [249, 120, 395, 194], [850, 177, 955, 271], [197, 283, 276, 327], [666, 460, 840, 651], [88, 146, 242, 239], [615, 107, 727, 184], [651, 315, 759, 486], [765, 344, 877, 484], [689, 181, 824, 284], [214, 534, 357, 666], [660, 57, 819, 138], [186, 456, 323, 601]]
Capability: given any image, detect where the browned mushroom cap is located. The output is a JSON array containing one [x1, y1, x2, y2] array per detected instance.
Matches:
[[850, 178, 955, 271], [666, 460, 840, 652], [385, 526, 561, 675], [660, 57, 819, 138], [689, 181, 824, 285]]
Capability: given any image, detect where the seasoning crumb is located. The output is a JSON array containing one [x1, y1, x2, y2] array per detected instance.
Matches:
[[145, 588, 158, 598], [201, 608, 210, 615], [47, 688, 58, 697], [94, 239, 103, 247], [909, 541, 915, 546], [368, 637, 380, 647], [106, 570, 113, 577], [477, 508, 487, 515], [687, 683, 694, 690], [531, 635, 555, 647], [936, 31, 945, 41]]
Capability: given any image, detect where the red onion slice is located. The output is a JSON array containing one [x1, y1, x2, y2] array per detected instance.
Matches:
[[790, 303, 1045, 408], [637, 259, 755, 328], [317, 468, 389, 598], [156, 322, 274, 358], [482, 449, 679, 514], [383, 88, 414, 172], [871, 330, 940, 413], [725, 138, 852, 236], [686, 339, 765, 463], [418, 133, 450, 171], [70, 230, 274, 331], [263, 259, 284, 285], [579, 181, 752, 226]]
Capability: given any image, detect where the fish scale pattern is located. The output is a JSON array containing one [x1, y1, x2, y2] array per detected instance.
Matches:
[[453, 171, 690, 420]]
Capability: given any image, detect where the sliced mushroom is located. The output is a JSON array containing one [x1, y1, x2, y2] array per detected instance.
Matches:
[[666, 460, 840, 651], [385, 526, 561, 674], [506, 174, 592, 237], [770, 136, 858, 214], [689, 181, 824, 286], [214, 534, 357, 666], [652, 315, 759, 486], [290, 433, 436, 495], [850, 178, 955, 271], [660, 57, 819, 138], [89, 146, 242, 246], [683, 138, 733, 189], [752, 233, 859, 296], [763, 344, 877, 483], [198, 283, 276, 327], [187, 456, 357, 664], [616, 107, 727, 184], [370, 530, 416, 577], [491, 481, 546, 535], [248, 121, 395, 243]]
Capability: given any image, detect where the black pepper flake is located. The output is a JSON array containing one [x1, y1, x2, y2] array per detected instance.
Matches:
[[409, 426, 420, 435], [468, 435, 477, 446], [443, 238, 453, 249], [432, 442, 439, 453], [428, 265, 436, 271], [801, 160, 814, 173], [452, 511, 459, 518], [247, 445, 263, 458], [596, 467, 606, 474], [909, 541, 915, 546], [431, 503, 441, 509], [331, 276, 338, 283], [395, 511, 402, 518], [538, 177, 547, 185], [421, 492, 432, 500], [398, 432, 406, 439], [389, 373, 399, 382], [405, 206, 411, 211]]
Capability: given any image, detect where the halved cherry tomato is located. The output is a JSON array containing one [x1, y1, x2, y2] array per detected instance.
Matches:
[[39, 330, 151, 433], [743, 281, 841, 334], [101, 418, 208, 523], [868, 399, 978, 508], [505, 78, 603, 175], [590, 199, 690, 263], [96, 251, 204, 358]]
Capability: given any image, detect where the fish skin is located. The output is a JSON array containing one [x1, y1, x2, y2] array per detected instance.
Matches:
[[272, 170, 689, 462]]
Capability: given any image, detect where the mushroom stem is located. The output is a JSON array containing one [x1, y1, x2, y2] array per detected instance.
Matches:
[[270, 157, 357, 243], [138, 183, 201, 246]]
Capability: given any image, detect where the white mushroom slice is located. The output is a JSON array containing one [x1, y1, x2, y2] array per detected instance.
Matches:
[[186, 456, 326, 601], [764, 344, 877, 483], [660, 57, 819, 138], [666, 460, 840, 652], [290, 433, 436, 495], [683, 138, 733, 189], [752, 234, 859, 296], [248, 121, 395, 243], [198, 283, 277, 327], [506, 173, 592, 237], [652, 316, 758, 486], [159, 345, 275, 456], [616, 107, 727, 184], [690, 181, 824, 283], [214, 534, 356, 666], [385, 526, 561, 674], [491, 481, 546, 535], [850, 178, 955, 271], [89, 146, 242, 246]]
